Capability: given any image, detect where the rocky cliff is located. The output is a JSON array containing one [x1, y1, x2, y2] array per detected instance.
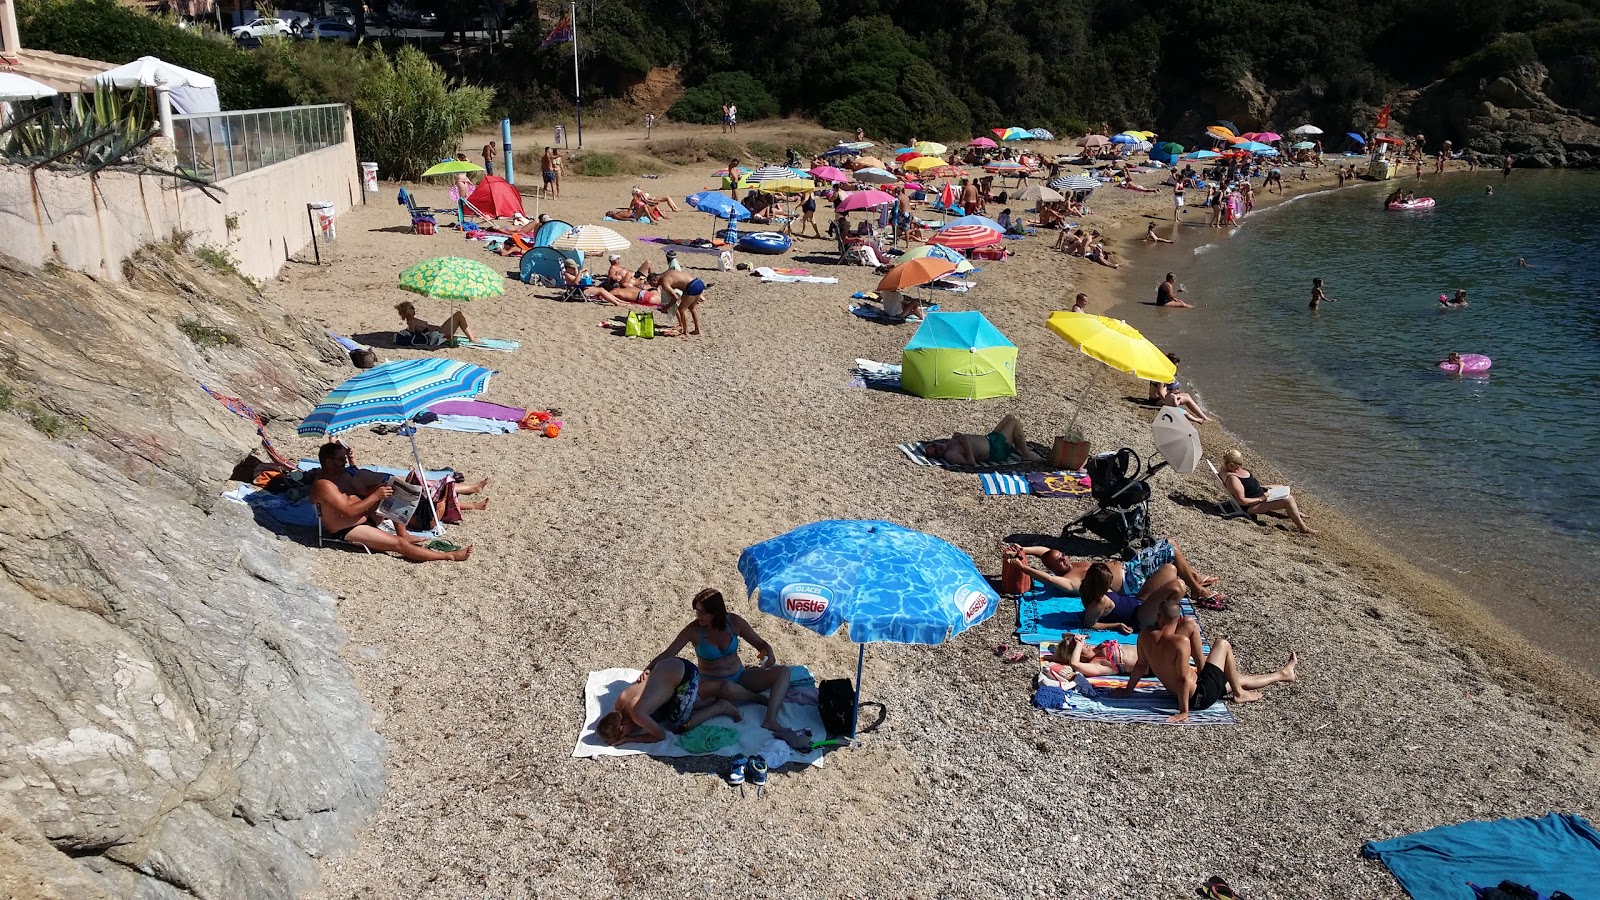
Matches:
[[0, 247, 382, 899], [1404, 62, 1600, 167]]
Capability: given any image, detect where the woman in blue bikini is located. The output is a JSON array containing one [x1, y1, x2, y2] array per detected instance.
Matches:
[[652, 589, 809, 749]]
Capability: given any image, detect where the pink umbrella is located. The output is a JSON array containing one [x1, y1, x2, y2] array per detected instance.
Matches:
[[810, 165, 851, 183], [836, 190, 896, 212], [1255, 131, 1282, 142], [929, 224, 1002, 250], [970, 137, 998, 148]]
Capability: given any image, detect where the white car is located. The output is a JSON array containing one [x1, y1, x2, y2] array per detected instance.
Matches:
[[231, 17, 292, 38]]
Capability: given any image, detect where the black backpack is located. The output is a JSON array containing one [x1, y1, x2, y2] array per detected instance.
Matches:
[[818, 678, 855, 737]]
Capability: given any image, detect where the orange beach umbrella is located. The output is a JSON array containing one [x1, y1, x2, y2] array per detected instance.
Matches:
[[877, 257, 959, 292]]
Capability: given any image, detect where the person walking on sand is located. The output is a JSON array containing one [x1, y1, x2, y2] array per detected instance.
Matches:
[[721, 102, 730, 134], [728, 102, 737, 132], [1309, 277, 1338, 311], [727, 157, 741, 201], [1172, 179, 1185, 220], [1156, 272, 1192, 308], [960, 178, 981, 216], [1111, 600, 1298, 723], [481, 139, 497, 177]]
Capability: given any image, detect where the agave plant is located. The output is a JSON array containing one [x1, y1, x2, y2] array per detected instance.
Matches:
[[3, 86, 154, 168]]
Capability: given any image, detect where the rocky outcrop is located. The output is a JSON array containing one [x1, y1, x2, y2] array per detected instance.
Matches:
[[0, 248, 382, 899], [1403, 63, 1600, 167]]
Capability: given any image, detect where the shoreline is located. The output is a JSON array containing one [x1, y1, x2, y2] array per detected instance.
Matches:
[[1095, 165, 1600, 721]]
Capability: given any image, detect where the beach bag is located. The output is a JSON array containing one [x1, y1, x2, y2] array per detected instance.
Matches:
[[350, 347, 377, 369], [1050, 436, 1090, 471], [1001, 556, 1032, 595], [638, 312, 655, 339], [818, 678, 857, 737], [624, 311, 644, 337], [412, 216, 436, 235]]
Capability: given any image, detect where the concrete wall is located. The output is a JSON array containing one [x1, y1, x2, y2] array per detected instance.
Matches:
[[0, 108, 364, 282]]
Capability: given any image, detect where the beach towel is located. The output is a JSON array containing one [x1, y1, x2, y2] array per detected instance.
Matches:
[[419, 415, 520, 435], [296, 459, 455, 481], [426, 399, 527, 422], [450, 337, 521, 352], [981, 472, 1031, 495], [1026, 470, 1093, 497], [849, 304, 935, 324], [1034, 671, 1235, 726], [572, 667, 829, 766], [326, 330, 364, 352], [1016, 586, 1199, 646], [221, 484, 443, 538], [639, 236, 725, 255], [897, 440, 1048, 472], [1362, 814, 1600, 900], [604, 214, 655, 225], [850, 358, 902, 389], [754, 267, 838, 285]]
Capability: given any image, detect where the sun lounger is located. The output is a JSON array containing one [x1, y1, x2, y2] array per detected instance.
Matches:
[[1205, 458, 1257, 520]]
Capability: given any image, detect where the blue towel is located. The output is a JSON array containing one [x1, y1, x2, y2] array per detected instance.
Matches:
[[1033, 684, 1067, 709], [980, 472, 1030, 495], [296, 460, 454, 481], [1362, 814, 1600, 900]]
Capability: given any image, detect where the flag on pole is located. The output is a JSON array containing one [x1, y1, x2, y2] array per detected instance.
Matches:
[[1376, 104, 1391, 130], [538, 15, 573, 51]]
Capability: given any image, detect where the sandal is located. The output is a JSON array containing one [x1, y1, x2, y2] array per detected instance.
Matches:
[[1003, 649, 1031, 664], [1201, 876, 1240, 899], [992, 643, 1009, 657], [1194, 592, 1228, 611]]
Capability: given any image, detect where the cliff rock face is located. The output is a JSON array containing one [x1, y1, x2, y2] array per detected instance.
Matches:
[[0, 248, 382, 899], [1405, 63, 1600, 167]]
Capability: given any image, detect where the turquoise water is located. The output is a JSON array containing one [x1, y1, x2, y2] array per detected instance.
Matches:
[[1119, 170, 1600, 671]]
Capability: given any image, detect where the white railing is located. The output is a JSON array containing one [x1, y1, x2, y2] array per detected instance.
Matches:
[[172, 103, 345, 181]]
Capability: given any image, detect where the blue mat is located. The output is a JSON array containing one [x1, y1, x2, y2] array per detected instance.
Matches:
[[1362, 813, 1600, 900]]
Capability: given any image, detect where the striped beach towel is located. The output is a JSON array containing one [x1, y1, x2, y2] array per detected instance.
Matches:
[[981, 472, 1030, 495], [851, 358, 902, 389]]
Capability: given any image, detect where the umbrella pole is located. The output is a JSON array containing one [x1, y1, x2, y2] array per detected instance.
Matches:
[[850, 643, 865, 739], [404, 422, 437, 531], [1064, 366, 1104, 434]]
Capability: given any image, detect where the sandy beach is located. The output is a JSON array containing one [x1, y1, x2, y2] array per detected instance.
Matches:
[[262, 123, 1600, 898]]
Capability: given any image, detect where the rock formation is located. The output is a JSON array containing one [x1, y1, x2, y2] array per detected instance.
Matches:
[[0, 246, 382, 899], [1405, 62, 1600, 167]]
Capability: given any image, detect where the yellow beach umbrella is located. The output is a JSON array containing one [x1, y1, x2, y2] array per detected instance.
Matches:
[[903, 156, 946, 173], [912, 141, 948, 156], [1047, 311, 1176, 428], [1206, 125, 1236, 141]]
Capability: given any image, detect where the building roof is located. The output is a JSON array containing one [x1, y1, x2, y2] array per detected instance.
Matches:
[[1, 48, 114, 93]]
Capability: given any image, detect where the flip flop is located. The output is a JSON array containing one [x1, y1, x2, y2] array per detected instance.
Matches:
[[1201, 876, 1240, 899], [1003, 649, 1031, 664], [1194, 592, 1229, 611]]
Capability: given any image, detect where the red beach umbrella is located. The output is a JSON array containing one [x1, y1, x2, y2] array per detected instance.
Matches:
[[928, 225, 1002, 250]]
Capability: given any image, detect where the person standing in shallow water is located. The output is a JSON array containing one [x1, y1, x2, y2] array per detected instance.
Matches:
[[1503, 155, 1514, 180], [1309, 277, 1338, 311]]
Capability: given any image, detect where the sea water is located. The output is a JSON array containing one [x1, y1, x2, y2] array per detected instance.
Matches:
[[1124, 170, 1600, 673]]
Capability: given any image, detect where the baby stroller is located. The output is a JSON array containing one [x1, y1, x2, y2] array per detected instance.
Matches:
[[1062, 448, 1157, 557]]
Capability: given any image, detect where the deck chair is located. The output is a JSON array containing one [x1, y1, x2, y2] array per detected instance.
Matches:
[[1205, 459, 1257, 520], [314, 502, 372, 553]]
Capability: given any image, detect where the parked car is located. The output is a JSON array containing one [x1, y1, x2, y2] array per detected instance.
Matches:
[[305, 18, 360, 43], [231, 17, 292, 38], [388, 5, 436, 26]]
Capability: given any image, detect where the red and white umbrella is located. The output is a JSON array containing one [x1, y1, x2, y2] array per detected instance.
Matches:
[[928, 225, 1002, 250]]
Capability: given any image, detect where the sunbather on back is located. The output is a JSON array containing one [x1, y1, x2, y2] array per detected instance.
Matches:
[[926, 414, 1043, 466], [1112, 600, 1297, 723], [1001, 539, 1223, 609], [308, 443, 472, 563]]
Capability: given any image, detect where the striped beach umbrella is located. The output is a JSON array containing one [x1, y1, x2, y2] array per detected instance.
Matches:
[[745, 164, 797, 183], [928, 225, 1002, 250], [298, 358, 493, 438], [398, 256, 505, 301], [1049, 175, 1100, 193], [942, 214, 1005, 233], [551, 225, 631, 254]]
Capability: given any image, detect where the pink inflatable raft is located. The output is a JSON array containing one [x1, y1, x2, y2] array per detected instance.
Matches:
[[1387, 198, 1436, 210], [1439, 354, 1492, 375]]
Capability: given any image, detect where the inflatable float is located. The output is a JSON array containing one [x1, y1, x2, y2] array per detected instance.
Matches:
[[737, 232, 793, 254], [1439, 354, 1492, 375], [1387, 198, 1436, 210]]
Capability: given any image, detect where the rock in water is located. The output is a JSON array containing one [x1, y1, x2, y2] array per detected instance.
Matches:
[[0, 251, 381, 899]]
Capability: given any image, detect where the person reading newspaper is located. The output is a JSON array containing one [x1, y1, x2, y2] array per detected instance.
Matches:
[[309, 443, 473, 562]]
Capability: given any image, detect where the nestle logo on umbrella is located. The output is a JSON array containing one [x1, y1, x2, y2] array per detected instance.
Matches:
[[781, 584, 830, 623], [960, 588, 988, 622]]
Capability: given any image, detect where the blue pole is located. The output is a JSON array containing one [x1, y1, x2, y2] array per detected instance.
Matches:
[[849, 643, 865, 738], [501, 117, 514, 185]]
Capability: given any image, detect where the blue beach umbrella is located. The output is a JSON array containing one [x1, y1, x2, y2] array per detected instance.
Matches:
[[1347, 132, 1367, 144], [1109, 133, 1139, 145], [738, 519, 1000, 737], [1238, 141, 1274, 153], [821, 146, 860, 160], [687, 190, 751, 220], [942, 214, 1005, 233], [1183, 149, 1221, 160], [1030, 127, 1055, 140], [298, 357, 493, 475]]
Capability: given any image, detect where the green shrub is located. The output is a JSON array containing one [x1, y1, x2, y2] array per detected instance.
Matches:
[[668, 72, 779, 125], [178, 316, 239, 347], [349, 46, 494, 181], [0, 384, 12, 411]]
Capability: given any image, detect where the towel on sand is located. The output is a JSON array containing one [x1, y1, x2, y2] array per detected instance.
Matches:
[[572, 667, 829, 766], [981, 472, 1030, 495], [1017, 587, 1199, 645], [1034, 671, 1235, 726], [850, 358, 902, 389], [1026, 470, 1092, 497], [427, 399, 527, 422], [1362, 813, 1600, 900], [221, 484, 442, 538], [296, 460, 455, 481], [898, 440, 1049, 472], [754, 266, 837, 284], [450, 337, 521, 352], [419, 415, 519, 434]]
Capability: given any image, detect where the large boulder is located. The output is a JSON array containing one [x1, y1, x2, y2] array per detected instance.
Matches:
[[0, 249, 381, 899]]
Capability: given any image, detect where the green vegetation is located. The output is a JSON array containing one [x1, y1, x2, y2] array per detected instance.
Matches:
[[193, 245, 238, 274], [667, 72, 779, 125], [178, 316, 240, 348], [0, 385, 69, 438], [2, 85, 153, 166]]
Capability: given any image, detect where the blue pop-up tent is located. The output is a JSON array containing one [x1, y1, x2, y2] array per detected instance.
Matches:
[[901, 311, 1017, 400]]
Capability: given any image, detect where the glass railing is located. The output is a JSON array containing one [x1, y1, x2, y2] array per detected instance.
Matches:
[[172, 103, 346, 182]]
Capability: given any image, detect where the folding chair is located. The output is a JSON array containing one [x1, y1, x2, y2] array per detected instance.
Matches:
[[1205, 459, 1257, 520], [314, 503, 372, 553]]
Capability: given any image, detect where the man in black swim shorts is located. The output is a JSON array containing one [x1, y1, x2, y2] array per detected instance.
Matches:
[[1112, 600, 1298, 723]]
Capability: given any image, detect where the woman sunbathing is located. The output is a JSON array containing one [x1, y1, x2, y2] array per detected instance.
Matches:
[[395, 301, 474, 347], [651, 589, 811, 750], [1220, 449, 1316, 534], [926, 414, 1043, 466], [633, 186, 678, 213]]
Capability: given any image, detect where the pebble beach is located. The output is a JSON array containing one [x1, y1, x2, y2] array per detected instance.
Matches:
[[261, 123, 1600, 899]]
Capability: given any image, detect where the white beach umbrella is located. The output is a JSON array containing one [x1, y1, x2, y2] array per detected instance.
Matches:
[[1150, 406, 1201, 475], [551, 225, 631, 254], [745, 164, 797, 183], [1289, 125, 1323, 135], [1014, 184, 1064, 203], [0, 72, 58, 102]]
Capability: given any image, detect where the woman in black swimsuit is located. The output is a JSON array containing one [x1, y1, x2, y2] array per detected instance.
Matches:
[[1220, 449, 1316, 534]]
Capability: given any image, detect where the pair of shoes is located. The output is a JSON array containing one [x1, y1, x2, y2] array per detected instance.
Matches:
[[727, 755, 769, 794]]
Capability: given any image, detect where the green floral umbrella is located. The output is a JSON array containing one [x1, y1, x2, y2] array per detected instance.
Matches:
[[398, 257, 505, 302], [421, 159, 486, 178]]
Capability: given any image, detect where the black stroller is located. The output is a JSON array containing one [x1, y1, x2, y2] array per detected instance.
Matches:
[[1062, 448, 1166, 557]]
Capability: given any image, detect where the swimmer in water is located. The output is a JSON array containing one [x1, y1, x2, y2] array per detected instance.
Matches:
[[1442, 352, 1464, 374], [1309, 277, 1338, 310], [1517, 258, 1535, 268], [1486, 185, 1495, 196], [1439, 289, 1469, 308]]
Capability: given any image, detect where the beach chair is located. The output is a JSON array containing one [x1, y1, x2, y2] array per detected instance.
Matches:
[[1205, 459, 1256, 520], [314, 503, 372, 554]]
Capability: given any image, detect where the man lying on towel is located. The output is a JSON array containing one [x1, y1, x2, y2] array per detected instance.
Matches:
[[1002, 538, 1225, 618], [926, 414, 1044, 466], [309, 443, 473, 563], [596, 658, 742, 746], [1111, 600, 1298, 723]]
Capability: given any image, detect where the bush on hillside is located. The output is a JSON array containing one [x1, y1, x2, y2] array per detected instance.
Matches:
[[349, 46, 494, 180], [667, 72, 779, 124], [16, 0, 289, 110]]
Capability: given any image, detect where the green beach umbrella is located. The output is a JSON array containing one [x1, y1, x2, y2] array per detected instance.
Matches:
[[421, 159, 486, 178], [398, 256, 505, 302]]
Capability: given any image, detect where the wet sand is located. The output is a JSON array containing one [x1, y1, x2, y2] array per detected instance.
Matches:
[[265, 123, 1600, 899]]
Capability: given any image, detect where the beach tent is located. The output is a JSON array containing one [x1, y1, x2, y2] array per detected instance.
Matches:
[[464, 176, 525, 220], [901, 311, 1017, 400], [86, 56, 220, 114], [532, 219, 573, 247]]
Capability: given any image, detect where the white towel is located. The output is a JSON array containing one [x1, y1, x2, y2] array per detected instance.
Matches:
[[572, 668, 829, 766], [753, 266, 839, 284]]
